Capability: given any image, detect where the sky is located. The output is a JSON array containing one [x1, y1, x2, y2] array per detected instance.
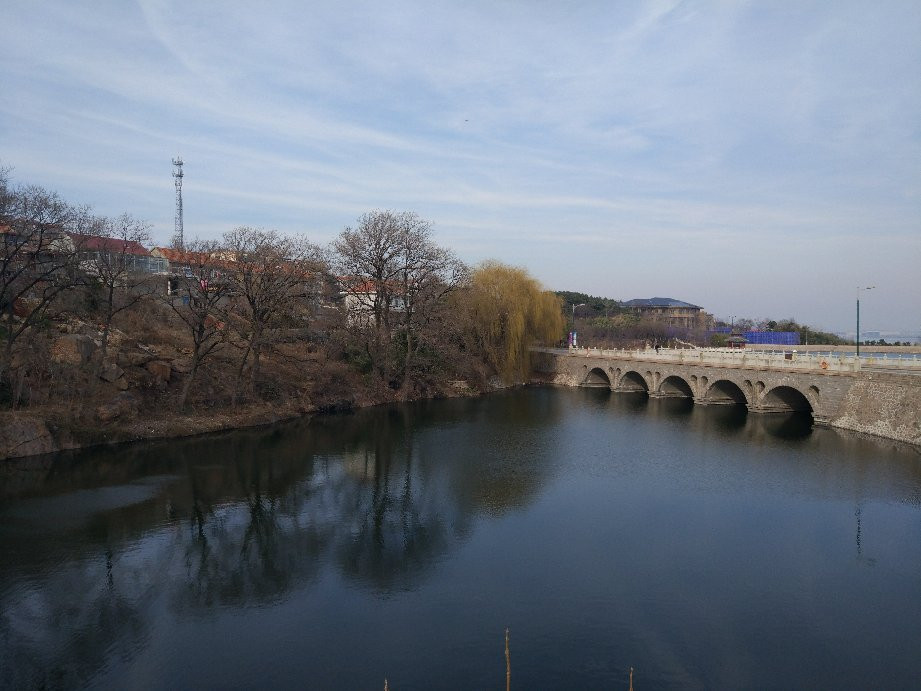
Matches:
[[2, 1, 919, 333]]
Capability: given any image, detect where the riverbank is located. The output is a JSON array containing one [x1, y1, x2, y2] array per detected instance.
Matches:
[[0, 307, 490, 461], [8, 327, 918, 461], [0, 380, 484, 461]]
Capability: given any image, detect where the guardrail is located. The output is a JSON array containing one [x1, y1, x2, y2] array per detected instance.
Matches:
[[535, 347, 921, 373]]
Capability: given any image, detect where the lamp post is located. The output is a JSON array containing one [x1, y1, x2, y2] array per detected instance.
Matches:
[[856, 286, 875, 358]]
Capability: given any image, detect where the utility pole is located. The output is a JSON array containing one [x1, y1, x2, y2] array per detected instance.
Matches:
[[856, 286, 875, 358], [172, 156, 184, 249]]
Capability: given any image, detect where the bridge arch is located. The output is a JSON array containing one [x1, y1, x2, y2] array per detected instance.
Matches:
[[582, 367, 611, 388], [703, 379, 748, 406], [618, 370, 649, 393], [657, 375, 694, 398], [762, 385, 813, 413]]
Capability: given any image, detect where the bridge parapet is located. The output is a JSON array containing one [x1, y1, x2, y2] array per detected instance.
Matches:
[[536, 347, 921, 374]]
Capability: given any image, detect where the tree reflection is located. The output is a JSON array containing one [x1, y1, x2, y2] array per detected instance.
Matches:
[[333, 435, 452, 592], [7, 389, 918, 687], [173, 438, 330, 610], [0, 536, 152, 689]]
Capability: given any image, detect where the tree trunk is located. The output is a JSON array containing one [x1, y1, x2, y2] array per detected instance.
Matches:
[[232, 339, 253, 407], [402, 330, 415, 394], [249, 323, 264, 390], [1, 304, 14, 392], [179, 350, 200, 410], [95, 319, 112, 385]]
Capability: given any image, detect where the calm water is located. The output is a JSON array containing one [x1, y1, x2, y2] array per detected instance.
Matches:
[[2, 388, 920, 690]]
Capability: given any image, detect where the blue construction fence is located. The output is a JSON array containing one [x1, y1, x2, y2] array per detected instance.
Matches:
[[708, 329, 800, 345]]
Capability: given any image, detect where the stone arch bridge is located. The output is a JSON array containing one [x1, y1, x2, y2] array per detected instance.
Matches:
[[532, 348, 921, 445]]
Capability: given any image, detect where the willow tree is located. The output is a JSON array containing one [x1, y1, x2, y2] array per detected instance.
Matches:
[[462, 261, 563, 383]]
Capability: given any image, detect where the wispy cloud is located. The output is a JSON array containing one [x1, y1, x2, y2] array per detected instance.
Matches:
[[1, 0, 919, 330]]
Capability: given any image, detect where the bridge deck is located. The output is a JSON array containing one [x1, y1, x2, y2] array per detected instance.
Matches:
[[536, 347, 921, 375]]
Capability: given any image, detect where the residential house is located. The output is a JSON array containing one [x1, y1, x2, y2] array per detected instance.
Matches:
[[339, 278, 406, 328], [151, 247, 225, 295], [70, 234, 168, 275], [1, 222, 77, 317], [2, 222, 76, 257]]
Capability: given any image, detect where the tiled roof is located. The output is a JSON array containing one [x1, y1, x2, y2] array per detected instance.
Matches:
[[339, 277, 408, 295], [151, 247, 213, 264], [70, 234, 150, 256], [623, 297, 702, 309]]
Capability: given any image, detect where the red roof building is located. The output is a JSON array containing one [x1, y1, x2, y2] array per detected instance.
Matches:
[[69, 234, 151, 256]]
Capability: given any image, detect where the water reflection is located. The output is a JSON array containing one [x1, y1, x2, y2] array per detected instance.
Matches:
[[757, 411, 814, 439], [568, 387, 921, 506], [0, 391, 565, 687], [644, 395, 814, 442], [1, 388, 919, 689]]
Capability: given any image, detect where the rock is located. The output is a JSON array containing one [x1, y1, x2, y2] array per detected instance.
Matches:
[[119, 350, 155, 367], [78, 323, 102, 338], [51, 334, 96, 367], [96, 392, 139, 423], [0, 416, 57, 459], [118, 343, 159, 367], [170, 358, 192, 374], [99, 362, 124, 383], [12, 297, 37, 318], [145, 360, 171, 382], [9, 347, 30, 370], [106, 327, 128, 348], [487, 376, 510, 390]]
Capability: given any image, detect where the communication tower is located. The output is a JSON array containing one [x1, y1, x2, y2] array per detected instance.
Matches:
[[171, 156, 184, 249]]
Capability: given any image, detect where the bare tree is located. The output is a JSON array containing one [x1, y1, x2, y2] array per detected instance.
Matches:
[[163, 240, 230, 409], [333, 211, 411, 374], [396, 228, 467, 388], [72, 212, 156, 375], [0, 176, 80, 391], [333, 210, 463, 385], [221, 226, 325, 402]]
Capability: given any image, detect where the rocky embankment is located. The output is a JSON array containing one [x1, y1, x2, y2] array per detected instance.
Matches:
[[1, 321, 481, 461]]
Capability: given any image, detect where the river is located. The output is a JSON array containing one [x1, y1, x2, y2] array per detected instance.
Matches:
[[1, 388, 920, 690]]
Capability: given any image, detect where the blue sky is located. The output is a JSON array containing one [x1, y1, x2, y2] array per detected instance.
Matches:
[[2, 0, 919, 332]]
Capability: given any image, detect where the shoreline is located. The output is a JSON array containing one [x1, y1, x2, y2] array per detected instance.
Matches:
[[4, 344, 919, 462], [0, 384, 485, 462], [5, 374, 919, 464]]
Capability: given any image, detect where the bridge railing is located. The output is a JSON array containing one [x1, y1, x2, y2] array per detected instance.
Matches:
[[535, 347, 921, 373]]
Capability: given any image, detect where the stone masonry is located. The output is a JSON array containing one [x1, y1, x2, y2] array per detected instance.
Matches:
[[532, 350, 921, 447]]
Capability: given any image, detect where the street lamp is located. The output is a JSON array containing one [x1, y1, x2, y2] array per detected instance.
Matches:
[[856, 286, 875, 357]]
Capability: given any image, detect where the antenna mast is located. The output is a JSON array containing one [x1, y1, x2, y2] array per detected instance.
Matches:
[[172, 156, 184, 249]]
